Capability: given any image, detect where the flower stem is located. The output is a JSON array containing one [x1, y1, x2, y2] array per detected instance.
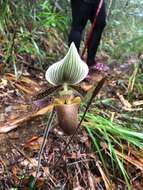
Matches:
[[63, 83, 68, 92]]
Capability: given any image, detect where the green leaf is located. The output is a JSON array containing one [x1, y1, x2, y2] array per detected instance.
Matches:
[[45, 42, 89, 86]]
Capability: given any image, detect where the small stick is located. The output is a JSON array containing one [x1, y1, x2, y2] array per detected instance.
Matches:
[[10, 143, 34, 165], [32, 109, 55, 187]]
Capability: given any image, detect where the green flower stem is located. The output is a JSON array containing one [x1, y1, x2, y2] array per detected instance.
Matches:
[[63, 83, 68, 92]]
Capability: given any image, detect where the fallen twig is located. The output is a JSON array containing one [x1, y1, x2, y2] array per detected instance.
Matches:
[[117, 114, 143, 123], [32, 109, 55, 187], [116, 92, 132, 108], [132, 100, 143, 107]]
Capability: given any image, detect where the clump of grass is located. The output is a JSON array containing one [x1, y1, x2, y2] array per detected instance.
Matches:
[[83, 112, 143, 189], [0, 0, 68, 73]]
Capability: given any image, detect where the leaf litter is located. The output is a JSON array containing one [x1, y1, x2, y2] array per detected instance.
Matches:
[[0, 55, 143, 189]]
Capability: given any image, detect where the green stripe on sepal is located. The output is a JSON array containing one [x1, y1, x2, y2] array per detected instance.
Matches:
[[45, 42, 89, 86]]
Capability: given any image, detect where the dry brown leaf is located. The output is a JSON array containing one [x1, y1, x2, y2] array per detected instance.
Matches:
[[0, 114, 30, 133], [116, 92, 132, 108], [11, 165, 19, 176], [0, 105, 53, 133], [110, 112, 115, 122], [115, 149, 143, 171], [9, 113, 20, 120], [122, 107, 142, 111], [33, 105, 53, 116], [0, 79, 8, 86], [24, 136, 43, 151], [4, 73, 41, 94], [96, 161, 114, 190], [131, 149, 143, 163], [132, 100, 143, 107], [14, 83, 36, 95], [91, 73, 103, 82], [87, 169, 96, 190], [80, 82, 93, 91], [73, 174, 85, 190], [4, 73, 15, 80], [20, 76, 40, 87], [5, 73, 39, 86], [21, 158, 38, 167]]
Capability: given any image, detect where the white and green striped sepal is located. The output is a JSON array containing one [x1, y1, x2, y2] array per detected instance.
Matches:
[[45, 42, 89, 86]]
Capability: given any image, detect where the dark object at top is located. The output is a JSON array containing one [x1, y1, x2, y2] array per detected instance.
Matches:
[[83, 0, 97, 4]]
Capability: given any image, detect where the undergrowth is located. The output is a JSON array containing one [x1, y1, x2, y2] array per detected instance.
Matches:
[[83, 111, 143, 189], [100, 0, 143, 59]]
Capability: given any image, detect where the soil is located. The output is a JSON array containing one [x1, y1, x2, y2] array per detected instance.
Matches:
[[0, 55, 143, 189]]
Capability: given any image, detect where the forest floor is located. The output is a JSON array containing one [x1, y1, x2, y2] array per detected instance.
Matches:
[[0, 54, 143, 190]]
